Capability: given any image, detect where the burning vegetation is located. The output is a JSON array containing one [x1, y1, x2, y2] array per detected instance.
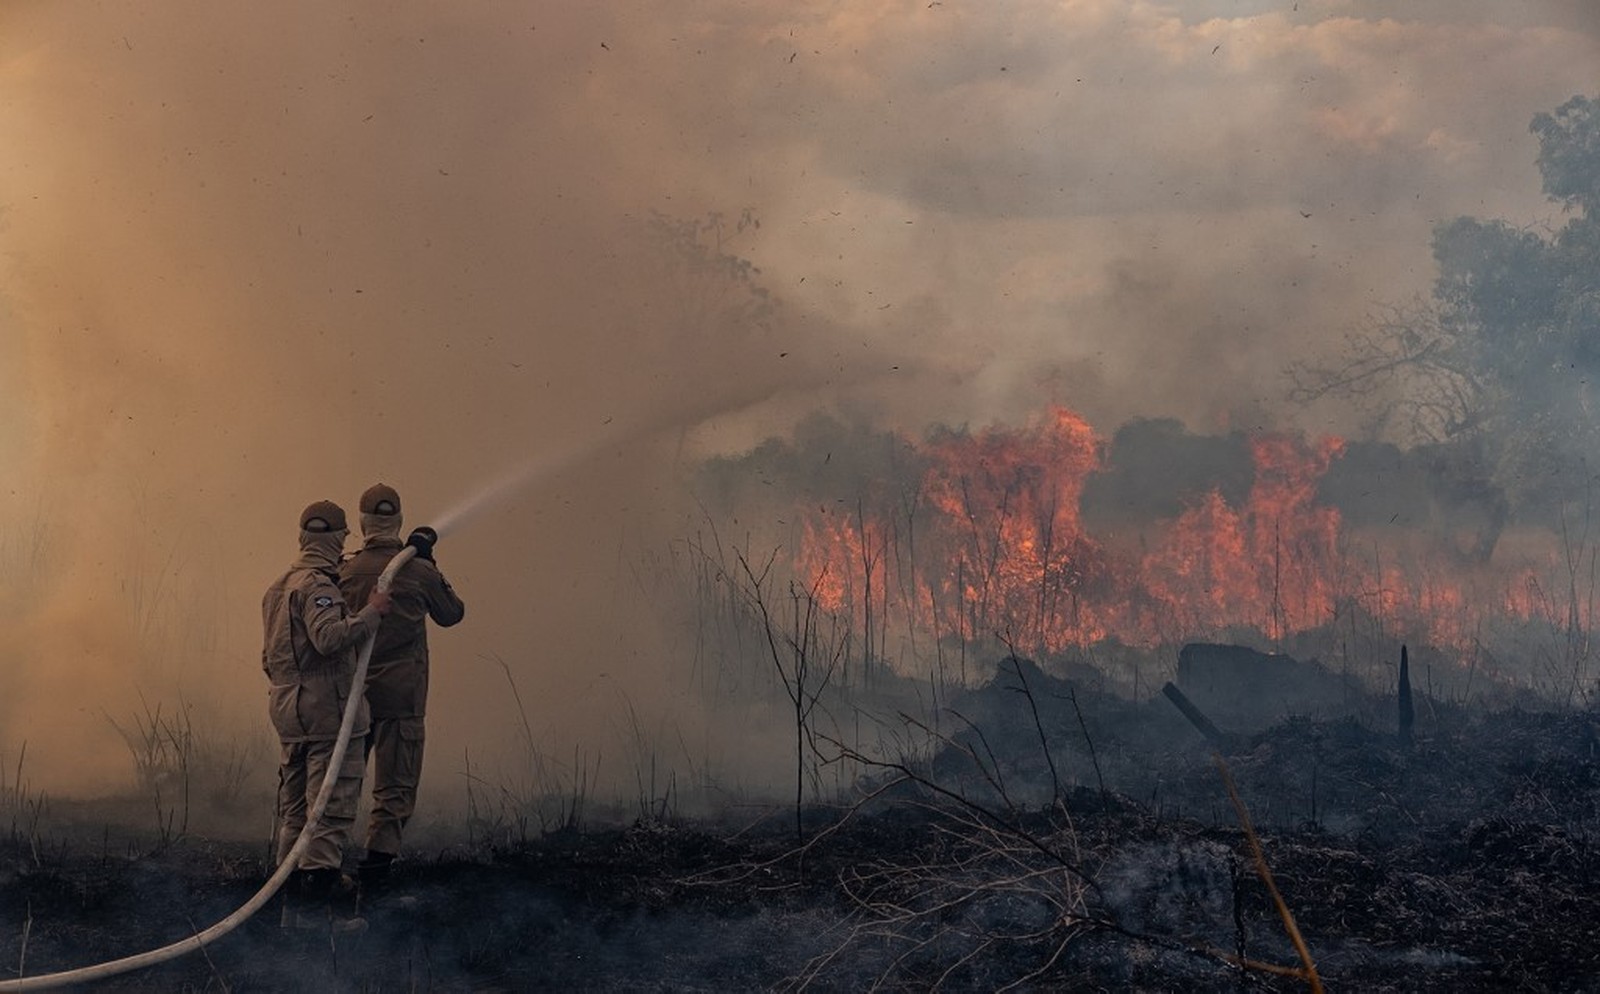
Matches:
[[8, 396, 1596, 990], [8, 73, 1600, 993], [715, 404, 1591, 700]]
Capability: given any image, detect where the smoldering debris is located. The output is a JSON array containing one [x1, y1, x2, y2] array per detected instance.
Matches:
[[5, 650, 1600, 991]]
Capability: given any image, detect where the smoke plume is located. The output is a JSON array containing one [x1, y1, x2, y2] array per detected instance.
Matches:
[[0, 1, 1595, 804]]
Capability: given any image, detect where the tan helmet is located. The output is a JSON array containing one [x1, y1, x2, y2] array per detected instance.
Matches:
[[299, 500, 348, 533], [360, 483, 401, 516]]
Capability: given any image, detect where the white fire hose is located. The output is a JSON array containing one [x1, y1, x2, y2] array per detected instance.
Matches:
[[0, 546, 417, 992]]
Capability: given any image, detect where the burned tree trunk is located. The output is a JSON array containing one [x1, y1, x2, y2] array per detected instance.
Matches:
[[1398, 644, 1414, 749], [1162, 681, 1236, 754]]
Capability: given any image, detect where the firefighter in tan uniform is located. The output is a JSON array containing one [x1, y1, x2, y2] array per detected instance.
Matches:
[[339, 483, 465, 883], [262, 499, 391, 907]]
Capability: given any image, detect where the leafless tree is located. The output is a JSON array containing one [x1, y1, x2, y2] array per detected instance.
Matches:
[[733, 547, 848, 842], [1286, 298, 1485, 447]]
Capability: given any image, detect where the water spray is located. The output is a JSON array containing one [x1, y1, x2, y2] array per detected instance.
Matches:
[[0, 547, 417, 992], [0, 409, 720, 987], [429, 427, 611, 538], [0, 425, 631, 989]]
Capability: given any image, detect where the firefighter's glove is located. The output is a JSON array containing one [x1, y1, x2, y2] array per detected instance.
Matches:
[[406, 526, 438, 563]]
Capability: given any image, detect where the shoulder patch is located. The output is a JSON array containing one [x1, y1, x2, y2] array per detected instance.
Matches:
[[314, 595, 334, 608]]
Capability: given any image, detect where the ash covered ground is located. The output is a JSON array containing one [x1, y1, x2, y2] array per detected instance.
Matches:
[[3, 649, 1600, 992]]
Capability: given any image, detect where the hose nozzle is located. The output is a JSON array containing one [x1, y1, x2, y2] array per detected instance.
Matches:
[[405, 525, 438, 562]]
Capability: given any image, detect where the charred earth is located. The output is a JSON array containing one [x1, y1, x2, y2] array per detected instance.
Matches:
[[3, 652, 1600, 992]]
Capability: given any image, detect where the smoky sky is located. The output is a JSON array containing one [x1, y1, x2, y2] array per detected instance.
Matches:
[[1, 1, 1596, 796]]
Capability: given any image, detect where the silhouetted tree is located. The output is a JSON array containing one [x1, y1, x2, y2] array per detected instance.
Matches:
[[1289, 94, 1600, 555]]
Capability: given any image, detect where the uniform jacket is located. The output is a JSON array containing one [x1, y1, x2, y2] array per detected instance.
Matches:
[[339, 514, 466, 720], [261, 531, 383, 742]]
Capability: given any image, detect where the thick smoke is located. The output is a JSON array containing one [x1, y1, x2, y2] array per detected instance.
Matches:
[[0, 1, 841, 798], [0, 2, 1596, 808]]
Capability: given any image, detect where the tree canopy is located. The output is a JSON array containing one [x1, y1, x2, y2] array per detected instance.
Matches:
[[1290, 93, 1600, 542]]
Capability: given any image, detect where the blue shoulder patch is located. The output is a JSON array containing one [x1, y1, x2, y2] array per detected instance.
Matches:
[[314, 595, 334, 608]]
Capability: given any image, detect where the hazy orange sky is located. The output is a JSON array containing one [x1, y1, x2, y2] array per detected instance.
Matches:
[[1, 1, 1597, 799]]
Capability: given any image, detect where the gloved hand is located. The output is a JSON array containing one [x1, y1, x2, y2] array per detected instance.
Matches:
[[406, 526, 438, 563]]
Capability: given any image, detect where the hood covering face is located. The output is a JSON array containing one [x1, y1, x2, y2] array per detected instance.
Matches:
[[295, 528, 348, 571], [293, 499, 349, 571], [361, 511, 404, 547]]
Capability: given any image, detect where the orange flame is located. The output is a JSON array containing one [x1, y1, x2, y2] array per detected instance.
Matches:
[[792, 405, 1591, 665]]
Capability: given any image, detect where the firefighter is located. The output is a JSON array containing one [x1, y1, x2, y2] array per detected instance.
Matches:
[[339, 483, 465, 885], [261, 499, 391, 913]]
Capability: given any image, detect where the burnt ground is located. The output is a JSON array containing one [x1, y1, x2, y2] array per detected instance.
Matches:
[[4, 666, 1600, 991]]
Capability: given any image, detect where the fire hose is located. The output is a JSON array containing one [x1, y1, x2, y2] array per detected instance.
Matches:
[[0, 545, 418, 992]]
